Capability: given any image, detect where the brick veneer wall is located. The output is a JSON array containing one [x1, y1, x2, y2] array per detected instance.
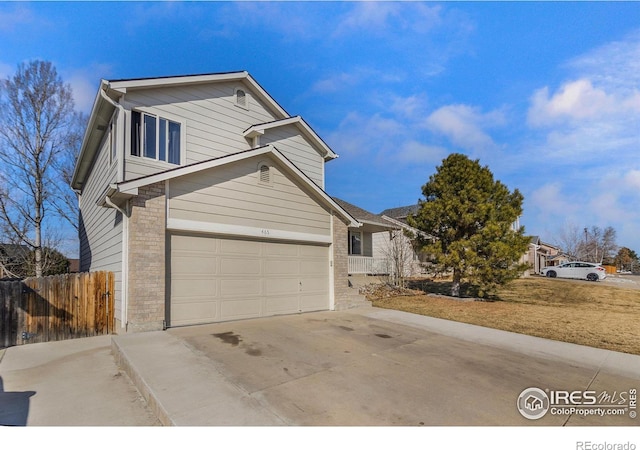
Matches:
[[332, 213, 350, 309], [127, 182, 166, 332]]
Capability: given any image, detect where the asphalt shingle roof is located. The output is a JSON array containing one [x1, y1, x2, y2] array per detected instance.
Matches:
[[331, 198, 390, 228], [379, 204, 420, 219]]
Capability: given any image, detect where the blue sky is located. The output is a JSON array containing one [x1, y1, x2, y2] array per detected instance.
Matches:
[[1, 1, 639, 255]]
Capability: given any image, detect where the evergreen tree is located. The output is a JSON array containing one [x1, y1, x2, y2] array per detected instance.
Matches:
[[408, 153, 530, 297]]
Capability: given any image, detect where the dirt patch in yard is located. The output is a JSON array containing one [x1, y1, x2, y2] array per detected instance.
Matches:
[[368, 277, 640, 355]]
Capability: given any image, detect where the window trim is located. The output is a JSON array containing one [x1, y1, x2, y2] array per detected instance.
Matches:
[[130, 109, 184, 166]]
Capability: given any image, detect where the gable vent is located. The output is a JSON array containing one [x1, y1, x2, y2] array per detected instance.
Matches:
[[259, 164, 270, 184], [236, 89, 247, 108]]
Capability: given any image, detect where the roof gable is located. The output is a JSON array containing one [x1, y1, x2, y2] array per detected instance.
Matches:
[[72, 71, 292, 191], [104, 145, 358, 228], [244, 116, 338, 161]]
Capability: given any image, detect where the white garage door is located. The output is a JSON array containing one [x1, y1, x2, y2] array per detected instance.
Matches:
[[169, 233, 330, 327]]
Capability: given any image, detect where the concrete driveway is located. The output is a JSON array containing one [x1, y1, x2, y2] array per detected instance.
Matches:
[[118, 307, 640, 426], [3, 307, 639, 426]]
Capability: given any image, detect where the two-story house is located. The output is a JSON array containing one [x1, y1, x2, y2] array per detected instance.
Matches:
[[71, 72, 360, 333]]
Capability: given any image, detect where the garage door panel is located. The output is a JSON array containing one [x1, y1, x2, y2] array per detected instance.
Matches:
[[172, 234, 218, 252], [170, 234, 329, 326], [220, 298, 262, 320], [220, 279, 262, 296], [264, 259, 299, 275], [300, 294, 329, 312], [221, 257, 261, 276], [264, 243, 299, 256], [300, 260, 328, 275], [172, 279, 218, 297], [265, 277, 299, 295], [171, 300, 219, 326], [299, 245, 328, 257], [220, 239, 261, 255], [300, 277, 327, 293], [172, 255, 218, 276], [264, 295, 299, 314]]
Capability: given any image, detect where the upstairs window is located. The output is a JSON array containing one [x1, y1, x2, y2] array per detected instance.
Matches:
[[131, 111, 181, 165]]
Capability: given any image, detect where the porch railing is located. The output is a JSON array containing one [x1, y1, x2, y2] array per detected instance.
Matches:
[[348, 256, 391, 275]]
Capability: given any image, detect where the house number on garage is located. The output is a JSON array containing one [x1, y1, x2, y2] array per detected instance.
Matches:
[[261, 229, 270, 236]]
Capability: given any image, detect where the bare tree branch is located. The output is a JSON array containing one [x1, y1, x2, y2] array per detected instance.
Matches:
[[0, 60, 76, 277]]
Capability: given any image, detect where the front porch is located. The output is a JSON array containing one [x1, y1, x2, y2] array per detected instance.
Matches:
[[348, 256, 390, 275]]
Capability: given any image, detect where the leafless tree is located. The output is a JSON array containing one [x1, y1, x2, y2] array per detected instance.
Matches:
[[49, 111, 87, 231], [585, 225, 617, 264], [0, 61, 76, 277], [554, 222, 583, 259], [554, 222, 617, 263], [380, 228, 416, 288]]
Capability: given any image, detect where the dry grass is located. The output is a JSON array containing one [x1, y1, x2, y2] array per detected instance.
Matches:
[[370, 277, 640, 355]]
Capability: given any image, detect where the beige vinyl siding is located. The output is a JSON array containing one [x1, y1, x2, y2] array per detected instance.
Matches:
[[362, 232, 374, 257], [123, 82, 280, 180], [372, 231, 390, 259], [260, 124, 324, 187], [168, 155, 331, 237], [78, 128, 123, 320]]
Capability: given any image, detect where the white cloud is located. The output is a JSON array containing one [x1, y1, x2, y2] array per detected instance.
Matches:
[[567, 29, 640, 93], [527, 78, 637, 127], [529, 183, 578, 218], [394, 141, 447, 164], [332, 3, 442, 37], [524, 31, 640, 170], [425, 104, 505, 153], [0, 4, 37, 32], [623, 170, 640, 191], [388, 93, 430, 119]]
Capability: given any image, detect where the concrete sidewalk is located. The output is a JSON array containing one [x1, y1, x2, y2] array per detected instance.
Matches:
[[0, 335, 159, 426]]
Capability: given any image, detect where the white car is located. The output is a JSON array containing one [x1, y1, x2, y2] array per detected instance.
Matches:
[[541, 262, 607, 281]]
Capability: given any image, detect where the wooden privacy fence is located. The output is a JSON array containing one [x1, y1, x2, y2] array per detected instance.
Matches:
[[0, 271, 114, 348]]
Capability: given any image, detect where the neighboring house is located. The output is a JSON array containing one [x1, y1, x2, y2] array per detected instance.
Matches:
[[520, 236, 550, 275], [379, 205, 420, 225], [545, 252, 571, 267], [67, 259, 80, 273], [71, 71, 361, 333]]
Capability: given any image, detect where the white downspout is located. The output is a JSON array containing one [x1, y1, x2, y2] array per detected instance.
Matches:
[[101, 87, 129, 330], [99, 87, 126, 183]]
